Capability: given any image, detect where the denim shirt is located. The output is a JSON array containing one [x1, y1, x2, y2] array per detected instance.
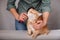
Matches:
[[7, 0, 51, 13]]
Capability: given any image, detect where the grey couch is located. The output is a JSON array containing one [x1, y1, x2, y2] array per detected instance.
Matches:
[[0, 30, 60, 40]]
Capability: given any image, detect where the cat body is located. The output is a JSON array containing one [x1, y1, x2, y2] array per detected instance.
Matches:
[[27, 8, 49, 38]]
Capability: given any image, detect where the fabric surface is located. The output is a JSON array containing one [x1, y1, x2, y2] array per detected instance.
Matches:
[[7, 0, 51, 13]]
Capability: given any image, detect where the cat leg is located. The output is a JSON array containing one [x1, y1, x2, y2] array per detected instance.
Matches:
[[31, 30, 40, 39], [27, 25, 32, 35], [44, 29, 50, 35]]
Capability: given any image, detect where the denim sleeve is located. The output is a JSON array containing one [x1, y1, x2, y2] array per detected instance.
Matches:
[[7, 0, 16, 11], [41, 0, 51, 13]]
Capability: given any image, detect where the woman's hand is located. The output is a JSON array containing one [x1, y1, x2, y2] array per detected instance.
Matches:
[[33, 20, 47, 30], [33, 12, 49, 30], [9, 8, 28, 22], [19, 12, 28, 22]]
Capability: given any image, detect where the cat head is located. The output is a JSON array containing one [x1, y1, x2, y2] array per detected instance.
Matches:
[[28, 8, 42, 19]]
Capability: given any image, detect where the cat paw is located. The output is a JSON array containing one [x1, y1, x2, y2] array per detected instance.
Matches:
[[27, 31, 32, 36], [31, 34, 37, 39]]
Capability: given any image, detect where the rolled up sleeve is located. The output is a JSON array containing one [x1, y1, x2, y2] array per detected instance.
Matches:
[[41, 0, 51, 13], [7, 0, 16, 11]]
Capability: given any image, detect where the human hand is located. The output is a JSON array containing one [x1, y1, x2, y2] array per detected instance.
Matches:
[[19, 12, 28, 22], [33, 20, 47, 30]]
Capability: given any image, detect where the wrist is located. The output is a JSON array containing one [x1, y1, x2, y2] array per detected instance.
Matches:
[[15, 13, 19, 21], [43, 21, 47, 24]]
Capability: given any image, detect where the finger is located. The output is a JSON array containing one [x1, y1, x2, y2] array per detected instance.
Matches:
[[21, 12, 28, 18], [21, 16, 27, 21], [19, 15, 24, 21], [19, 14, 24, 19], [23, 15, 28, 19], [22, 13, 28, 17], [20, 14, 25, 19], [22, 15, 28, 21], [20, 17, 24, 21], [21, 13, 27, 18], [23, 14, 28, 18]]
